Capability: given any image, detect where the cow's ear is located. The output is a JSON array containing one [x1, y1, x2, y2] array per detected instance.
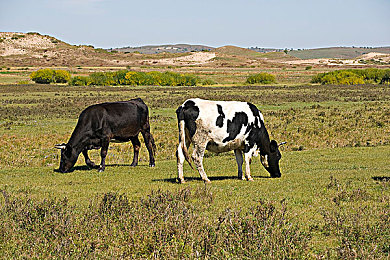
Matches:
[[270, 140, 278, 152], [55, 143, 67, 150]]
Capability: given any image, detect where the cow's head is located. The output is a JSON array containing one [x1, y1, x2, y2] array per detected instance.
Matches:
[[261, 140, 284, 178], [55, 143, 78, 173]]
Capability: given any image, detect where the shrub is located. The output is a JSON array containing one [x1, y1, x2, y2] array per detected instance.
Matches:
[[30, 69, 55, 84], [67, 70, 205, 87], [178, 74, 200, 86], [69, 76, 91, 86], [380, 70, 390, 84], [246, 73, 276, 84], [311, 69, 390, 85], [112, 70, 128, 85], [30, 69, 71, 84], [54, 70, 71, 83], [89, 72, 115, 86], [336, 71, 365, 85]]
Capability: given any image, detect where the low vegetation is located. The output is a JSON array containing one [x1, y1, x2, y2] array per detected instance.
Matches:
[[0, 188, 310, 258], [0, 81, 389, 258], [31, 69, 210, 86], [246, 72, 277, 84], [30, 69, 70, 84], [311, 68, 390, 85]]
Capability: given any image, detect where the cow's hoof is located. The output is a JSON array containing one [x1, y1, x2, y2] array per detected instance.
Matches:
[[178, 178, 186, 184], [203, 179, 211, 183], [130, 164, 137, 167], [98, 167, 105, 173], [149, 164, 155, 167], [247, 178, 254, 182]]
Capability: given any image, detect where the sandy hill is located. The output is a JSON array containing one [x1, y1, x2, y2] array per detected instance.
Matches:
[[289, 47, 390, 60], [1, 32, 389, 68], [112, 44, 214, 54], [0, 32, 192, 67]]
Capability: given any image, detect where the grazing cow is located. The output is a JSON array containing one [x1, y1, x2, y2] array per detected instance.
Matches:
[[176, 98, 284, 183], [55, 98, 156, 173]]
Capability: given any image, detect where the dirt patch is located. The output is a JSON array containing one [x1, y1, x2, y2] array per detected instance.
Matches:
[[143, 52, 216, 65]]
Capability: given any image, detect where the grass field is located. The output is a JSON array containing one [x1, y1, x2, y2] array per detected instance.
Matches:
[[0, 83, 389, 258]]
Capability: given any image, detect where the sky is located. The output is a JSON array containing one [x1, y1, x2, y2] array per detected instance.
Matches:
[[0, 0, 389, 49]]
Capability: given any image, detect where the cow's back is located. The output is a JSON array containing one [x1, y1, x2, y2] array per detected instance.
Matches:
[[180, 98, 264, 145], [71, 98, 149, 143]]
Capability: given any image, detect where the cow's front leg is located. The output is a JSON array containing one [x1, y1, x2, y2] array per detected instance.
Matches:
[[234, 149, 245, 180], [99, 138, 110, 172], [141, 129, 156, 167], [129, 136, 141, 167], [192, 142, 210, 183], [244, 151, 254, 181], [82, 149, 96, 168]]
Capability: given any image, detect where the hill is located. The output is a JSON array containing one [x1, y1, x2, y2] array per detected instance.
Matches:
[[1, 32, 389, 68], [289, 46, 390, 60], [111, 44, 214, 54], [0, 32, 188, 67]]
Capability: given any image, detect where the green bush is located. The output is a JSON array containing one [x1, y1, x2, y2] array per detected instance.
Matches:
[[246, 73, 276, 84], [67, 70, 205, 86], [312, 69, 390, 85], [30, 69, 71, 84], [112, 70, 128, 85], [54, 70, 71, 83], [69, 76, 91, 86], [380, 70, 390, 84], [89, 72, 115, 86], [30, 69, 55, 84]]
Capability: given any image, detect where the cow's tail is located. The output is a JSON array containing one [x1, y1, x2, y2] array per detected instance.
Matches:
[[176, 107, 193, 169]]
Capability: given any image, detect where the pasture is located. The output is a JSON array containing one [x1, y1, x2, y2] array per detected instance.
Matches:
[[0, 83, 389, 258]]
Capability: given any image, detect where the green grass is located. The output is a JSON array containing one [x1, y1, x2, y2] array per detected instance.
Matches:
[[0, 83, 389, 258]]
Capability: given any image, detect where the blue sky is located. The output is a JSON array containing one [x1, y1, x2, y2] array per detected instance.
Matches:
[[0, 0, 389, 49]]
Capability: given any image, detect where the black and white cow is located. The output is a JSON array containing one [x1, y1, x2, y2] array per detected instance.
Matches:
[[176, 98, 283, 183], [55, 98, 156, 173]]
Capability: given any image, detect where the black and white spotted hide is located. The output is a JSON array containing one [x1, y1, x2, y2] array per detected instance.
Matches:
[[176, 98, 282, 183]]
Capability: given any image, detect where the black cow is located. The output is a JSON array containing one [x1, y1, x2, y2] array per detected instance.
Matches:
[[176, 98, 284, 183], [55, 98, 156, 173]]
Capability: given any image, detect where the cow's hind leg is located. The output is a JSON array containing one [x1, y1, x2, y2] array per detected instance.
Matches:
[[141, 128, 156, 167], [192, 141, 210, 183], [130, 136, 141, 167], [234, 149, 245, 180], [177, 138, 191, 183], [99, 137, 110, 172], [82, 149, 97, 169]]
